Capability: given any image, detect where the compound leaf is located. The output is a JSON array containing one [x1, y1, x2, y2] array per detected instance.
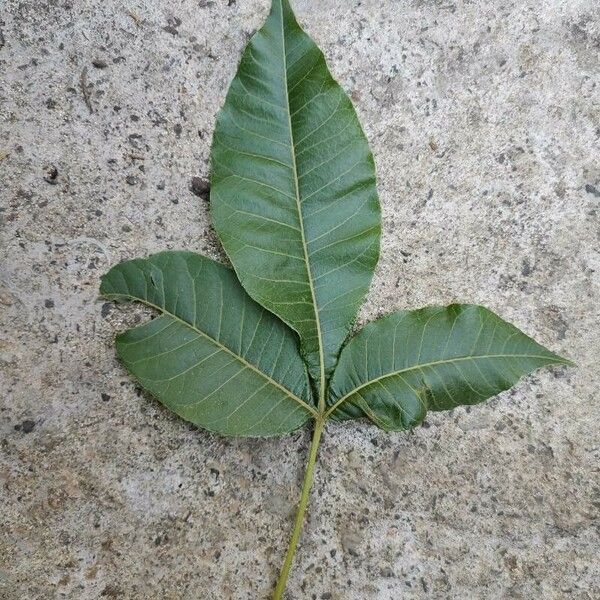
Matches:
[[210, 0, 381, 387], [100, 251, 316, 437], [327, 304, 571, 431]]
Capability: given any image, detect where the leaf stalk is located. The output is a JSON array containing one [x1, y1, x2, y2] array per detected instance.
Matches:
[[273, 416, 325, 599]]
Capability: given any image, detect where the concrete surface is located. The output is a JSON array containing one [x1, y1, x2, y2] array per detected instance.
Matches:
[[1, 0, 599, 598]]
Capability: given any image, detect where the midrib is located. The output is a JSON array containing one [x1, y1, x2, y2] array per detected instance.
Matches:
[[326, 352, 564, 416], [279, 4, 326, 410]]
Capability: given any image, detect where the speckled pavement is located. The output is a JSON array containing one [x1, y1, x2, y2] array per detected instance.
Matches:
[[1, 1, 598, 598]]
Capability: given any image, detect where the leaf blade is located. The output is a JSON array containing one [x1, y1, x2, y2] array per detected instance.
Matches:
[[211, 0, 381, 385], [100, 251, 316, 437], [327, 304, 571, 430]]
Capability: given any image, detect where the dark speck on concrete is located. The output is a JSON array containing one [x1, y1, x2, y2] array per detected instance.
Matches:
[[44, 299, 54, 308], [92, 58, 108, 69], [44, 165, 59, 184], [163, 17, 181, 36], [100, 585, 122, 598], [16, 419, 36, 433], [101, 393, 111, 402], [125, 175, 138, 185], [584, 183, 600, 197]]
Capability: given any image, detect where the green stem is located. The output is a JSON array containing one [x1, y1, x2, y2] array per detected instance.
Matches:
[[273, 417, 325, 599]]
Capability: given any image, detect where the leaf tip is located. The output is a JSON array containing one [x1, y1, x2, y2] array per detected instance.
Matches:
[[554, 355, 576, 368]]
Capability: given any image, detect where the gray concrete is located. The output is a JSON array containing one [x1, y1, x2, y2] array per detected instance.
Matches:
[[1, 0, 598, 598]]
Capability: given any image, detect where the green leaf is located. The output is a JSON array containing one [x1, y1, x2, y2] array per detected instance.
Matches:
[[100, 251, 316, 437], [210, 0, 381, 389], [99, 2, 576, 594], [327, 305, 571, 431]]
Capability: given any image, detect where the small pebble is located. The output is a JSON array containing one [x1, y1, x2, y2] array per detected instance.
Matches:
[[190, 177, 210, 201]]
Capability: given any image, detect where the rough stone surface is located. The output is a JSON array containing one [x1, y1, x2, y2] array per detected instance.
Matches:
[[1, 1, 598, 598]]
